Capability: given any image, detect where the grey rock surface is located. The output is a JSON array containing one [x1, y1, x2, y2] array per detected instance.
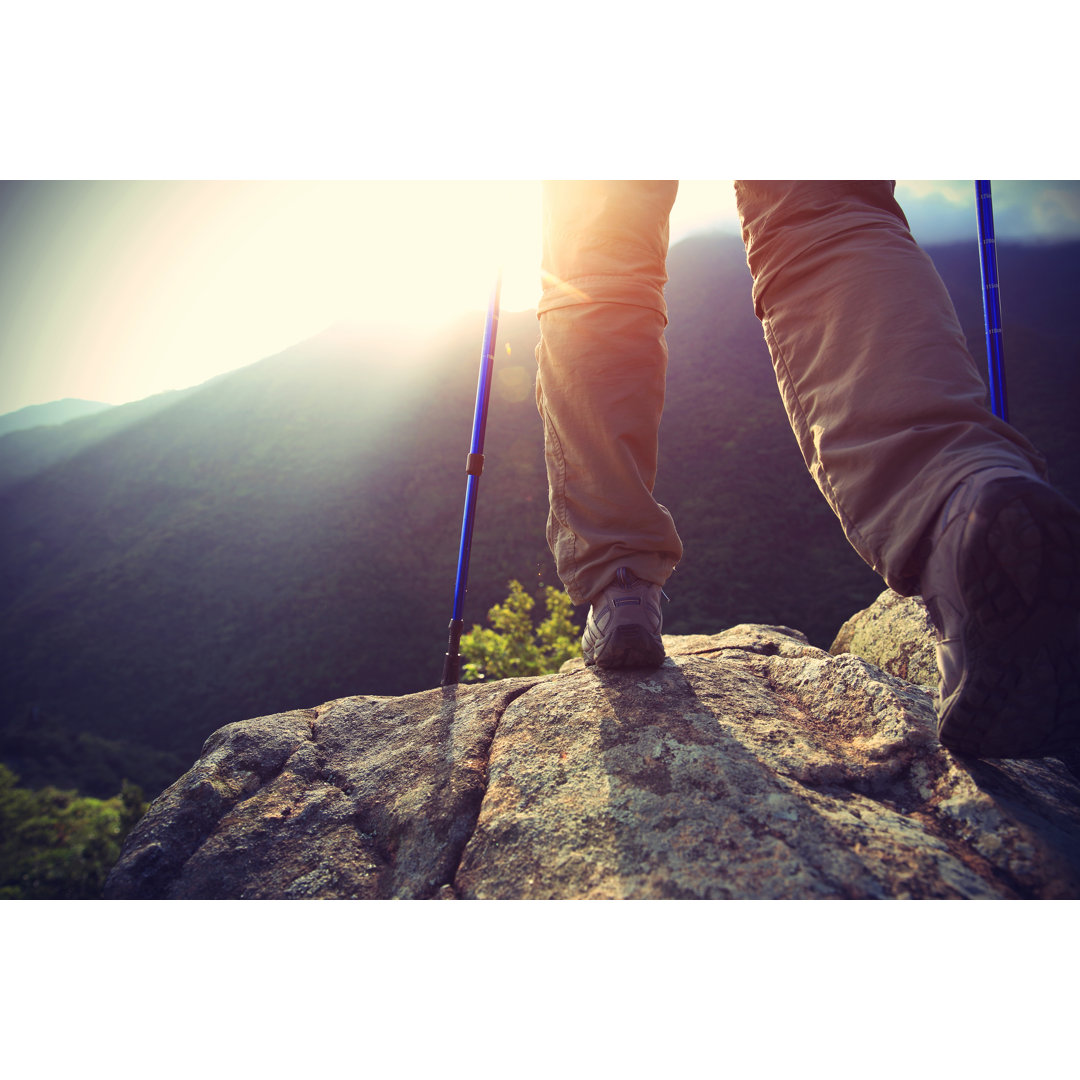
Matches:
[[106, 611, 1080, 900], [831, 588, 939, 689]]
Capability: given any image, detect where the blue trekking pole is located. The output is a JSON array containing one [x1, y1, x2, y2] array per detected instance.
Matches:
[[975, 180, 1009, 422], [441, 273, 502, 686]]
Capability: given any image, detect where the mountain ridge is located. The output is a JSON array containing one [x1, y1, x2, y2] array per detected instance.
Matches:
[[0, 398, 113, 439]]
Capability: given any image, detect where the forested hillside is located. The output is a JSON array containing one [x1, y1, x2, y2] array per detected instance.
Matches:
[[2, 235, 1077, 801]]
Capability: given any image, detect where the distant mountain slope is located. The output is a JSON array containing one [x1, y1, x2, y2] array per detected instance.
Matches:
[[0, 398, 112, 438], [1, 235, 1077, 799], [0, 388, 196, 487], [0, 314, 552, 794]]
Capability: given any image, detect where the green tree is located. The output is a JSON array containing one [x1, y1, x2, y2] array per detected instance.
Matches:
[[460, 580, 580, 681], [0, 765, 148, 900]]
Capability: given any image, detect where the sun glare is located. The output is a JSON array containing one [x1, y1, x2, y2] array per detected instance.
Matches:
[[269, 181, 544, 329], [1, 181, 548, 411]]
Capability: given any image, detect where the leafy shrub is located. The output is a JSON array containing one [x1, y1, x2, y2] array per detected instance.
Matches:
[[460, 580, 580, 681], [0, 765, 147, 900]]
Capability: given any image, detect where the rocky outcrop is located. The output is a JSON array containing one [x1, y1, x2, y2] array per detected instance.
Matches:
[[831, 588, 939, 689], [105, 594, 1080, 900]]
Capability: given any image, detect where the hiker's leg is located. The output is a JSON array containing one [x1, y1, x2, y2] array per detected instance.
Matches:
[[734, 180, 1048, 595], [536, 180, 683, 605]]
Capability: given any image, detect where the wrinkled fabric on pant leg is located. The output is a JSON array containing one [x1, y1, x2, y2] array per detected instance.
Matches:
[[536, 179, 1050, 610], [536, 180, 683, 604], [735, 180, 1048, 595]]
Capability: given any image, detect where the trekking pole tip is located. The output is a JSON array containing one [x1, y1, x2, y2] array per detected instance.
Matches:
[[440, 619, 464, 687]]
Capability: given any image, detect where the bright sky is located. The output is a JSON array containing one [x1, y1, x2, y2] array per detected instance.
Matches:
[[2, 179, 1079, 415]]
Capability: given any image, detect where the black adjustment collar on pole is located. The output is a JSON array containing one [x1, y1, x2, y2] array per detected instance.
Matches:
[[466, 452, 485, 477]]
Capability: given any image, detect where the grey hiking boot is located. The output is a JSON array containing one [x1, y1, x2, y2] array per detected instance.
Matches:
[[920, 471, 1080, 758], [582, 567, 666, 670]]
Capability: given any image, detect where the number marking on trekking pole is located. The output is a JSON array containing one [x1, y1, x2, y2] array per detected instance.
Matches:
[[441, 273, 503, 687]]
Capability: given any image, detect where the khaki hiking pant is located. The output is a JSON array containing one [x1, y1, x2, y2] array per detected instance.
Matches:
[[535, 180, 1048, 606]]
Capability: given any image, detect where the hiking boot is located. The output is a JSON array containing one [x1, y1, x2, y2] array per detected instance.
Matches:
[[920, 472, 1080, 758], [582, 567, 666, 670]]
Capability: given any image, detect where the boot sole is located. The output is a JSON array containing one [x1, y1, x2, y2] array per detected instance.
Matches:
[[937, 478, 1080, 758]]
